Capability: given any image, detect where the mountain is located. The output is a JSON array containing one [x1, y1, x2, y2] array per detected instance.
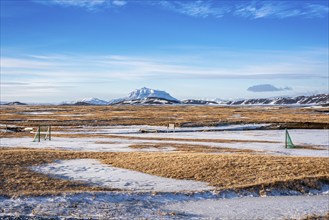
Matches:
[[109, 87, 180, 105], [4, 101, 27, 105], [76, 98, 109, 105], [57, 90, 329, 106], [182, 99, 218, 105], [62, 98, 109, 105], [225, 94, 329, 105], [113, 97, 181, 105], [126, 87, 179, 102]]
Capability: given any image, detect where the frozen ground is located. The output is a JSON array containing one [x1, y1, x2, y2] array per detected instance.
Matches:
[[1, 129, 328, 157], [164, 194, 329, 219], [59, 123, 271, 134], [31, 159, 213, 192], [1, 192, 328, 219], [1, 127, 328, 219]]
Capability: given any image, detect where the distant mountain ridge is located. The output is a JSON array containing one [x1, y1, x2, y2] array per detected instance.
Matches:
[[4, 88, 328, 106], [225, 94, 329, 105]]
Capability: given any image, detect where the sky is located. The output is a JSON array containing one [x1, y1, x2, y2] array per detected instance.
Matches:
[[1, 0, 328, 103]]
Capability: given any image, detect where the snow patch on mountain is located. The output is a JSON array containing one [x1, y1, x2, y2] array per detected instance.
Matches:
[[109, 87, 180, 104], [63, 98, 109, 105], [127, 87, 179, 101], [77, 98, 109, 105]]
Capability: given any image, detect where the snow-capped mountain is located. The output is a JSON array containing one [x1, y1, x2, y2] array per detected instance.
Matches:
[[109, 87, 180, 105], [225, 94, 329, 105], [181, 94, 328, 106], [56, 89, 328, 106], [115, 97, 180, 105], [77, 98, 109, 105], [127, 87, 179, 102], [63, 98, 109, 105], [181, 99, 218, 105]]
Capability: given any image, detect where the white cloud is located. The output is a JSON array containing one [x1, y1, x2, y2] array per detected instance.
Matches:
[[34, 0, 328, 19], [50, 0, 106, 8], [2, 48, 327, 82], [1, 48, 328, 102], [155, 1, 328, 19], [247, 84, 292, 92], [155, 0, 228, 18], [233, 1, 327, 19], [112, 0, 127, 7], [41, 0, 127, 9]]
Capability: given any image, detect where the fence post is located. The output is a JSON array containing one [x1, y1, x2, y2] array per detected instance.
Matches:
[[38, 126, 41, 142]]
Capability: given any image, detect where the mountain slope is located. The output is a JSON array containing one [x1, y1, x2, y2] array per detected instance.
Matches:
[[62, 98, 109, 105], [126, 87, 179, 102], [226, 94, 329, 105], [109, 87, 180, 104]]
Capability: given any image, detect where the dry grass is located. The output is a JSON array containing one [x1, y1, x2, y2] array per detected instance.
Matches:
[[1, 148, 328, 197], [1, 105, 328, 128], [129, 143, 256, 154], [101, 152, 329, 189], [301, 212, 329, 220], [0, 148, 113, 197]]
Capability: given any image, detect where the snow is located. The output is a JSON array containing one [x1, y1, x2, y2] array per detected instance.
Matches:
[[65, 97, 109, 105], [1, 126, 328, 218], [19, 112, 54, 115], [1, 192, 328, 219], [164, 195, 329, 219], [127, 87, 179, 102], [57, 124, 270, 134], [31, 159, 214, 192], [107, 87, 179, 104], [1, 129, 328, 157]]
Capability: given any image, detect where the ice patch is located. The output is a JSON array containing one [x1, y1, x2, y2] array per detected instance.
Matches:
[[164, 194, 329, 219], [0, 193, 328, 219], [31, 159, 214, 192]]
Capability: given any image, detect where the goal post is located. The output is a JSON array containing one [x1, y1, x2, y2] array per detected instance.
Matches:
[[285, 129, 295, 148], [33, 125, 51, 142]]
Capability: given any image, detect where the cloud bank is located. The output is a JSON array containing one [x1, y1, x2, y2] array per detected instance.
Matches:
[[247, 84, 292, 92]]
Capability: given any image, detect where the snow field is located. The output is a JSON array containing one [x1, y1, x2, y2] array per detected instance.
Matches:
[[31, 159, 214, 192], [1, 129, 328, 157]]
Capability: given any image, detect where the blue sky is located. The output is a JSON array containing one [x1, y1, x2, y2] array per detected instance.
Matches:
[[1, 0, 328, 102]]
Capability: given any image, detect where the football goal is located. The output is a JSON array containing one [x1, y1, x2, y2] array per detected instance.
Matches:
[[33, 125, 51, 142], [285, 129, 295, 148]]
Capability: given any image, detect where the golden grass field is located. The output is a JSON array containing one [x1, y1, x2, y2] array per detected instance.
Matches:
[[1, 105, 328, 128], [0, 105, 328, 197], [1, 148, 328, 197]]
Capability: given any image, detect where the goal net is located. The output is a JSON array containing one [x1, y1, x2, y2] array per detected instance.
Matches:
[[33, 126, 51, 142], [285, 129, 295, 148]]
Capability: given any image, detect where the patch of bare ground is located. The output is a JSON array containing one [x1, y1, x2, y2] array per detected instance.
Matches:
[[292, 145, 327, 150], [1, 148, 328, 197], [129, 143, 256, 154], [0, 131, 31, 138], [301, 212, 329, 220]]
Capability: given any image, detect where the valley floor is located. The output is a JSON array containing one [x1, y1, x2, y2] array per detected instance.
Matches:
[[0, 106, 328, 219]]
